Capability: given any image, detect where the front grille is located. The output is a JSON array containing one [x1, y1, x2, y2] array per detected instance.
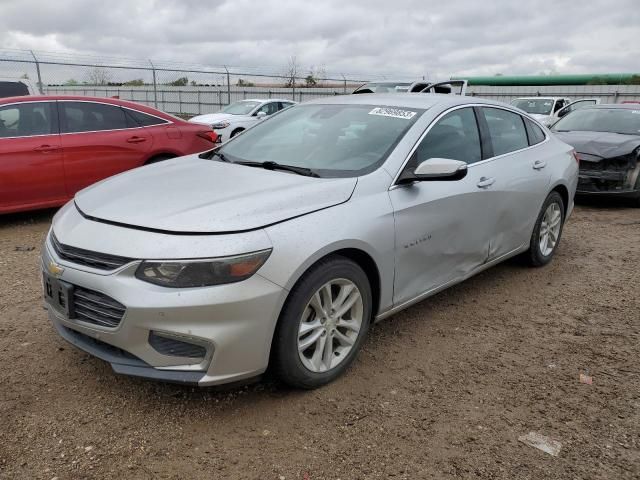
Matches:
[[73, 286, 126, 328], [51, 233, 134, 271], [149, 332, 207, 359]]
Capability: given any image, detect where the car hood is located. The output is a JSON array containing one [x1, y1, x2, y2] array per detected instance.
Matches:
[[554, 131, 640, 159], [74, 156, 357, 233], [189, 112, 246, 125], [529, 113, 551, 121]]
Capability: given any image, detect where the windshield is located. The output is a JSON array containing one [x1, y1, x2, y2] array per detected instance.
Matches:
[[552, 108, 640, 135], [511, 99, 554, 115], [218, 104, 424, 177], [353, 82, 412, 94], [221, 101, 261, 115]]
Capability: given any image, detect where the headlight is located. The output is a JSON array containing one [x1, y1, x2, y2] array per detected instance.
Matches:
[[135, 250, 271, 288], [212, 121, 230, 129]]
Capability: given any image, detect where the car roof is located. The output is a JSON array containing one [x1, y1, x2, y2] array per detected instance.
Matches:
[[359, 80, 413, 85], [239, 98, 296, 103], [0, 95, 179, 121], [588, 103, 640, 110], [513, 97, 567, 100], [304, 92, 505, 110]]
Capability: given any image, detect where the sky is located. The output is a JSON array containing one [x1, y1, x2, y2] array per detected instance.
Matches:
[[1, 0, 639, 81]]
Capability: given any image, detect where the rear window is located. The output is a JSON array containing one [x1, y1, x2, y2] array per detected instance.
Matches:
[[0, 81, 29, 99], [525, 118, 546, 145], [125, 108, 168, 127]]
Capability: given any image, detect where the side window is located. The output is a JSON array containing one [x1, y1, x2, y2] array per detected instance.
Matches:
[[256, 102, 278, 116], [61, 102, 129, 133], [126, 109, 169, 127], [0, 102, 54, 138], [278, 102, 294, 111], [524, 118, 546, 146], [554, 100, 565, 112], [482, 107, 529, 156], [412, 107, 482, 165]]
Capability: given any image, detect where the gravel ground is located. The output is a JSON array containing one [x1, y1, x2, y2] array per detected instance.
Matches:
[[0, 203, 638, 480]]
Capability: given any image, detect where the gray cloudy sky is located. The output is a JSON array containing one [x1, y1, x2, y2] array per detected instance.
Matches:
[[1, 0, 639, 79]]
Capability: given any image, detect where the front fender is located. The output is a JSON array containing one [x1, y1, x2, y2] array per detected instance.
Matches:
[[260, 190, 396, 314]]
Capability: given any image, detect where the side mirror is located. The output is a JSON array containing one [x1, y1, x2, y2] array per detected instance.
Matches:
[[256, 111, 267, 119], [557, 108, 569, 118], [399, 158, 468, 184]]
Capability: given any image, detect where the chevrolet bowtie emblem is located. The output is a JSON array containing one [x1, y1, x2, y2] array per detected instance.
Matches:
[[47, 260, 64, 277]]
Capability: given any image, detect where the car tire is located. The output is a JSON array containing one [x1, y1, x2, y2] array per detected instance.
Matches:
[[272, 255, 372, 389], [526, 191, 565, 267], [633, 176, 640, 207], [230, 128, 244, 138], [145, 154, 175, 165]]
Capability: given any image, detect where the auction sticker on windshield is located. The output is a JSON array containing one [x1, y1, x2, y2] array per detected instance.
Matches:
[[369, 107, 417, 120]]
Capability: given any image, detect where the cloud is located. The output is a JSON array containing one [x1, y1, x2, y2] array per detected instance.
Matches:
[[1, 0, 639, 80]]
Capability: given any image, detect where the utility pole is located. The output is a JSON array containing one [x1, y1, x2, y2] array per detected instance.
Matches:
[[149, 59, 158, 108], [30, 50, 44, 94]]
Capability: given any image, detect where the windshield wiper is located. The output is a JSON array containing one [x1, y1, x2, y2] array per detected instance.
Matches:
[[236, 160, 320, 178], [201, 150, 230, 162]]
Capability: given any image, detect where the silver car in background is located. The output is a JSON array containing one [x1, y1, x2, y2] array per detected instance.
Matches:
[[42, 94, 578, 389]]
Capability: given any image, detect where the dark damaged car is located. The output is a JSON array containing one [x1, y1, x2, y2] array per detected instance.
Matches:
[[552, 104, 640, 205]]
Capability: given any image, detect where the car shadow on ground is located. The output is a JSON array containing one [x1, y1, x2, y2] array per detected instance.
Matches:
[[575, 195, 638, 209], [0, 207, 57, 229], [60, 253, 529, 409]]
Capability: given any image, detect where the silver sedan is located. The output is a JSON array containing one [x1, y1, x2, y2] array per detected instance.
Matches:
[[42, 94, 578, 388]]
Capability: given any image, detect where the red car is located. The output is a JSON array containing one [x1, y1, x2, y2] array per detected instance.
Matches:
[[0, 96, 218, 214]]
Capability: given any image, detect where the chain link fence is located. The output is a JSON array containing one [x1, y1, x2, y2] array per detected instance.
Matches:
[[5, 48, 638, 115], [0, 49, 407, 117]]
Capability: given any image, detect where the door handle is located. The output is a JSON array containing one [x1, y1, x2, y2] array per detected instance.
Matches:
[[33, 145, 60, 153], [477, 176, 495, 189], [126, 136, 147, 143], [533, 160, 547, 170]]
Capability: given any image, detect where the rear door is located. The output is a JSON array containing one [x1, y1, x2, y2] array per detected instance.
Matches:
[[389, 107, 495, 305], [59, 101, 151, 195], [476, 107, 552, 260], [0, 101, 66, 212]]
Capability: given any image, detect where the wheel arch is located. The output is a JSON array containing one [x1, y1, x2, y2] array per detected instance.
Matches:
[[550, 182, 570, 216], [144, 152, 179, 165], [278, 242, 384, 321]]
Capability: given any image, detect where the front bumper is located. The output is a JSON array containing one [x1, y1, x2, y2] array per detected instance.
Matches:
[[576, 188, 640, 199], [42, 236, 287, 386], [577, 174, 639, 199]]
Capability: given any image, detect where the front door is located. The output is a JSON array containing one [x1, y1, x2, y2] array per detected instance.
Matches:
[[0, 101, 66, 212], [389, 107, 494, 306]]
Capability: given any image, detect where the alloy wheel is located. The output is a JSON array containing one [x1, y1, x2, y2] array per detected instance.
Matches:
[[297, 278, 363, 373], [539, 202, 562, 256]]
